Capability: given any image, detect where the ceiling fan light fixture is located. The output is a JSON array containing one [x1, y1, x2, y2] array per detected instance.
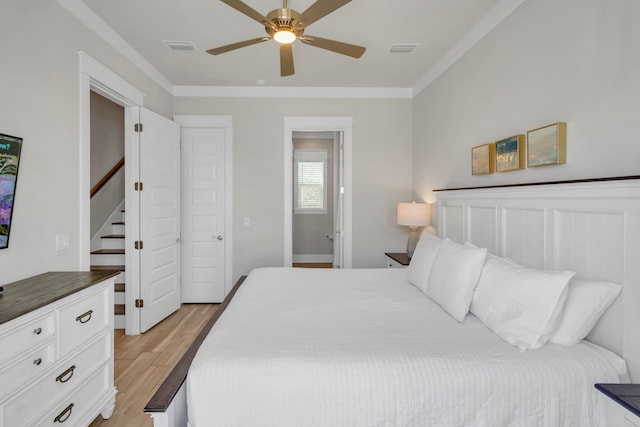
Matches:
[[274, 29, 296, 44]]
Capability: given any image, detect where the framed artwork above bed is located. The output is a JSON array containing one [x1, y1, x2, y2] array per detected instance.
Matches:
[[527, 122, 566, 167], [471, 143, 495, 175], [495, 134, 524, 172]]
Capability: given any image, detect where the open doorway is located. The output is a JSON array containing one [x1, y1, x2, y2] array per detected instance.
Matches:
[[292, 131, 339, 268], [284, 116, 352, 269], [88, 91, 126, 328]]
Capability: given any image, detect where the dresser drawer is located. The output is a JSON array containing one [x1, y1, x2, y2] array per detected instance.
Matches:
[[0, 313, 55, 365], [33, 363, 110, 427], [0, 342, 55, 397], [2, 334, 110, 427], [58, 287, 109, 356]]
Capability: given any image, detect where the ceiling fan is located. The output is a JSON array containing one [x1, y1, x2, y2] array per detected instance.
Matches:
[[207, 0, 366, 77]]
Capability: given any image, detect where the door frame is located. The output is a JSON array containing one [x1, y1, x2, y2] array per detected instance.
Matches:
[[173, 115, 234, 298], [79, 52, 145, 334], [284, 117, 353, 268]]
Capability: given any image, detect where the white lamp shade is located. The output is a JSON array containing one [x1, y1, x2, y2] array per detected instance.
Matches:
[[397, 202, 430, 227]]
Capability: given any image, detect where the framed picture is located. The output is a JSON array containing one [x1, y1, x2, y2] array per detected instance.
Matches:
[[495, 134, 524, 172], [471, 143, 495, 175], [0, 133, 23, 249], [527, 122, 566, 167]]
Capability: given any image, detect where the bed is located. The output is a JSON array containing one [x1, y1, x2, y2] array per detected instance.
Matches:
[[188, 267, 626, 426], [146, 177, 640, 427]]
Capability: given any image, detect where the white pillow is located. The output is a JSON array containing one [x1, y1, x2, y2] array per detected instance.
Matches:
[[426, 238, 487, 322], [407, 233, 443, 293], [550, 279, 621, 346], [470, 255, 573, 351]]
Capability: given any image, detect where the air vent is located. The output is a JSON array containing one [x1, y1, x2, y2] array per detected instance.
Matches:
[[163, 40, 197, 52], [387, 43, 419, 54]]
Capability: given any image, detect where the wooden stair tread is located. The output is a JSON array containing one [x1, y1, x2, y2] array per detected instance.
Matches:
[[112, 221, 125, 225], [91, 265, 125, 271], [114, 304, 125, 315], [114, 283, 125, 292], [101, 234, 125, 239], [91, 249, 125, 255]]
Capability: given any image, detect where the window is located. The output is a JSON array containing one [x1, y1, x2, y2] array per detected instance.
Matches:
[[294, 150, 327, 214]]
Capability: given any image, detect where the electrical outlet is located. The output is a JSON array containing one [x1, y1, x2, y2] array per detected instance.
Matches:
[[56, 233, 70, 251], [243, 217, 251, 227]]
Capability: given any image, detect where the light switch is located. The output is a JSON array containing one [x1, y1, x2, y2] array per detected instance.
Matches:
[[56, 233, 70, 251]]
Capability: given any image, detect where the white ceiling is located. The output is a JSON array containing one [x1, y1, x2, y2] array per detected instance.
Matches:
[[77, 0, 513, 90]]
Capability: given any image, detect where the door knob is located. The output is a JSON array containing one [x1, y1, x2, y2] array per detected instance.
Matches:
[[215, 235, 223, 241]]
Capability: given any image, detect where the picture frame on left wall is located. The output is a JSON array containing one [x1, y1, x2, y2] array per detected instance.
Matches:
[[0, 133, 23, 249], [472, 143, 495, 175]]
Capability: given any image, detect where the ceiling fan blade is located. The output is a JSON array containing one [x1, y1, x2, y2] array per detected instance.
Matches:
[[219, 0, 277, 30], [280, 44, 295, 77], [207, 37, 270, 55], [295, 0, 351, 28], [299, 36, 366, 58]]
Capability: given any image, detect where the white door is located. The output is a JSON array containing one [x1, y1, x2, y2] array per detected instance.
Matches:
[[181, 127, 226, 302], [139, 108, 181, 332]]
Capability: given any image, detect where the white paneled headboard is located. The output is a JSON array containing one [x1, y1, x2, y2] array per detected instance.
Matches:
[[434, 178, 640, 382]]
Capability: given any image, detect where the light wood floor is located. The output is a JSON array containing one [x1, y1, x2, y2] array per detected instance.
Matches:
[[89, 304, 218, 427], [293, 262, 333, 268]]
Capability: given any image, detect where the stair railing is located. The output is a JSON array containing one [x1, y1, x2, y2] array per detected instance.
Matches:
[[90, 157, 124, 198]]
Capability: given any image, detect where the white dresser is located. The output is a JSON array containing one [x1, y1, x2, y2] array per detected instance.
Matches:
[[0, 271, 119, 427]]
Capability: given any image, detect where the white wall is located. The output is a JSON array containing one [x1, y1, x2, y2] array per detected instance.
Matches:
[[90, 92, 124, 187], [412, 0, 640, 203], [0, 0, 172, 284], [173, 97, 413, 278]]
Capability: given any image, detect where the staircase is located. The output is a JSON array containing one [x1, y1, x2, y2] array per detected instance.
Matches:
[[91, 208, 126, 329]]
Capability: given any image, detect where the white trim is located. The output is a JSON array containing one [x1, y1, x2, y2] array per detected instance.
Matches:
[[60, 0, 523, 99], [172, 115, 234, 297], [173, 86, 412, 99], [284, 117, 353, 269], [79, 52, 145, 105], [57, 0, 173, 93], [412, 0, 526, 96], [79, 52, 145, 335], [124, 107, 141, 336]]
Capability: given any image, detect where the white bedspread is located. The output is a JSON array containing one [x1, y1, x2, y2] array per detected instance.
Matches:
[[187, 268, 627, 427]]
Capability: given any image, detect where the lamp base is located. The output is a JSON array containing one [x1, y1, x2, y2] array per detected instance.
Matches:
[[406, 227, 419, 258]]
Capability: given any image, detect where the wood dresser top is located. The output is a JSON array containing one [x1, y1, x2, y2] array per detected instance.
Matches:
[[0, 271, 120, 325]]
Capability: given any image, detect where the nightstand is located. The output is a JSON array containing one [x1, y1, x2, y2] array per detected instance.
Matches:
[[595, 383, 640, 426], [384, 252, 410, 268]]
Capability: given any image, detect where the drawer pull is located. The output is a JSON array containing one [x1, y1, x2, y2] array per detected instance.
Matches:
[[54, 403, 74, 423], [33, 357, 42, 366], [56, 365, 76, 383], [75, 310, 93, 324], [33, 327, 42, 335]]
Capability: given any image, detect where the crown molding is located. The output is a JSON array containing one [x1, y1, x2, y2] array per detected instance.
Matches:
[[173, 85, 412, 99], [57, 0, 524, 100], [56, 0, 173, 94], [412, 0, 526, 97]]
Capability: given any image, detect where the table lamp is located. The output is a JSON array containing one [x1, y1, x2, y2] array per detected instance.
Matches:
[[397, 202, 430, 258]]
